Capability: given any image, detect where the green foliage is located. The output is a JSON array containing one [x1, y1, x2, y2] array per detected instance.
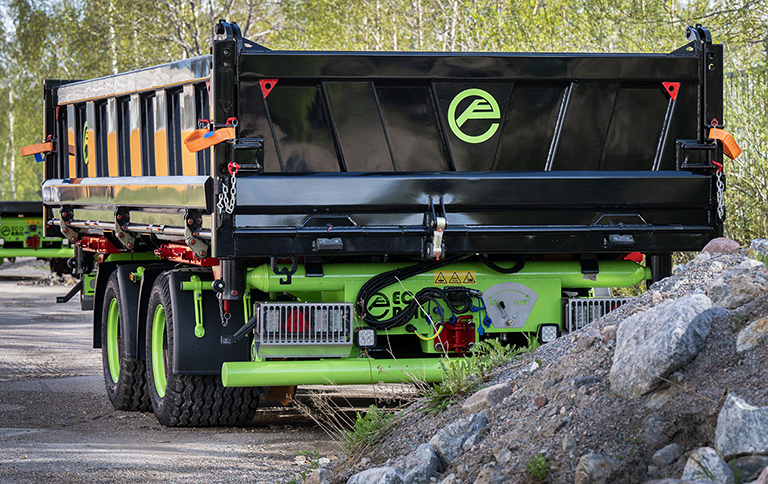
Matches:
[[422, 339, 526, 413], [340, 404, 395, 453], [1, 0, 767, 244], [525, 452, 550, 482]]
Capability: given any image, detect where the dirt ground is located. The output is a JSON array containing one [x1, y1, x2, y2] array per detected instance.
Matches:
[[0, 258, 341, 484]]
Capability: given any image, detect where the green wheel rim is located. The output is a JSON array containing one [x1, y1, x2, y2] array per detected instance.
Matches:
[[106, 298, 120, 382], [151, 305, 168, 397]]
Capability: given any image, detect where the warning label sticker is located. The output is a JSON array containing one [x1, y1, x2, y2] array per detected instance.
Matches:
[[434, 271, 477, 285]]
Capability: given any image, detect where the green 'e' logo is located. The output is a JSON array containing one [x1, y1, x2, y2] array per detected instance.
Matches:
[[448, 88, 500, 144]]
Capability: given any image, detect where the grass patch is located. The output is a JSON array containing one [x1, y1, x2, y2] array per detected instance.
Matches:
[[341, 404, 396, 452], [525, 452, 550, 482], [421, 339, 529, 413]]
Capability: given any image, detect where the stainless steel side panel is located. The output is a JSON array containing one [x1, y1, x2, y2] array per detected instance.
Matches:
[[57, 56, 211, 105], [42, 176, 212, 211]]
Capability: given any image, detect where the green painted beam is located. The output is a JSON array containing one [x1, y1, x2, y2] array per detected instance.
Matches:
[[221, 357, 445, 387], [247, 260, 650, 294], [0, 247, 74, 259]]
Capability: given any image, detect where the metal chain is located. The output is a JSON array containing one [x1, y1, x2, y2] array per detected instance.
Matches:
[[716, 170, 725, 220], [217, 173, 237, 215], [218, 296, 231, 327]]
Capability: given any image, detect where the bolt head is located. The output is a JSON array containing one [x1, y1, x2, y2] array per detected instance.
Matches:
[[231, 290, 238, 296]]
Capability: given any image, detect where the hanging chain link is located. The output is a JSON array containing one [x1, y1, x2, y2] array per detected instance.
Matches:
[[217, 164, 238, 215], [716, 169, 725, 220], [217, 174, 237, 215], [218, 295, 231, 327]]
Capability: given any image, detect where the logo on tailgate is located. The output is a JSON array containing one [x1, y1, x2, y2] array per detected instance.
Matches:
[[448, 88, 500, 144]]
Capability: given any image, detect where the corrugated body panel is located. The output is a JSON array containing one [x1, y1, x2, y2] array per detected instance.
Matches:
[[324, 81, 395, 172], [194, 84, 211, 176], [106, 98, 119, 176], [599, 86, 669, 171], [494, 85, 564, 171], [140, 94, 155, 176], [95, 101, 109, 176], [550, 82, 621, 171], [153, 90, 169, 176], [129, 95, 142, 176], [116, 97, 130, 176], [375, 86, 449, 171], [263, 85, 340, 172], [67, 105, 76, 177], [85, 102, 96, 177], [181, 85, 197, 175]]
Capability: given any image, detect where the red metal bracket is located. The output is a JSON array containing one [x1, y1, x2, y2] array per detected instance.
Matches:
[[435, 315, 475, 355], [76, 236, 122, 254], [154, 243, 219, 266]]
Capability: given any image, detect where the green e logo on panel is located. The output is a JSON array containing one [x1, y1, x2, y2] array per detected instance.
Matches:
[[448, 88, 500, 144]]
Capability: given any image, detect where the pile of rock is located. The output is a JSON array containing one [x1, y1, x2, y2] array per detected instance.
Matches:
[[304, 238, 768, 484]]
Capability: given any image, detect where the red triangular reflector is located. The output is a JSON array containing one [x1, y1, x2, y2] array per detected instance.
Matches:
[[662, 82, 680, 101], [260, 79, 278, 98]]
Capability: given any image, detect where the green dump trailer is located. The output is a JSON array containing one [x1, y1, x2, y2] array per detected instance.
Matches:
[[0, 201, 73, 274], [23, 21, 738, 426]]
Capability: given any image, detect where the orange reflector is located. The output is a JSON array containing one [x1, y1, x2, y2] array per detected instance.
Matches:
[[708, 127, 742, 160], [183, 126, 236, 153]]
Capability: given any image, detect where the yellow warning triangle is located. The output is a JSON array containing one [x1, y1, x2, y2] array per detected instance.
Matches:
[[449, 272, 461, 284], [435, 272, 448, 284], [463, 272, 476, 284]]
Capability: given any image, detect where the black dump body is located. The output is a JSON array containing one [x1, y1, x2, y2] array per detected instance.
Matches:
[[39, 23, 724, 264], [215, 23, 724, 259]]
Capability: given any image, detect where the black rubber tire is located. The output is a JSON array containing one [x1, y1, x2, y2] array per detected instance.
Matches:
[[49, 258, 69, 276], [101, 272, 151, 411], [145, 272, 260, 427]]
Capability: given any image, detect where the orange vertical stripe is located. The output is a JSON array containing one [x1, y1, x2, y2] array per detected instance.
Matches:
[[130, 129, 142, 176], [154, 129, 168, 176], [86, 128, 96, 177], [68, 127, 77, 177], [181, 129, 197, 175], [107, 132, 118, 176]]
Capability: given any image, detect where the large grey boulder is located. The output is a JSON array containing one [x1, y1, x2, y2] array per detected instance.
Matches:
[[728, 455, 768, 482], [681, 447, 735, 484], [708, 269, 768, 310], [715, 394, 768, 460], [644, 481, 727, 484], [736, 316, 768, 353], [574, 453, 619, 484], [347, 467, 404, 484], [610, 294, 726, 399], [653, 443, 683, 467], [402, 443, 440, 484], [429, 411, 487, 470], [703, 237, 740, 254], [462, 383, 513, 414]]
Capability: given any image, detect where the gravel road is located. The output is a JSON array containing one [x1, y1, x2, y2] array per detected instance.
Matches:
[[0, 259, 341, 484]]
